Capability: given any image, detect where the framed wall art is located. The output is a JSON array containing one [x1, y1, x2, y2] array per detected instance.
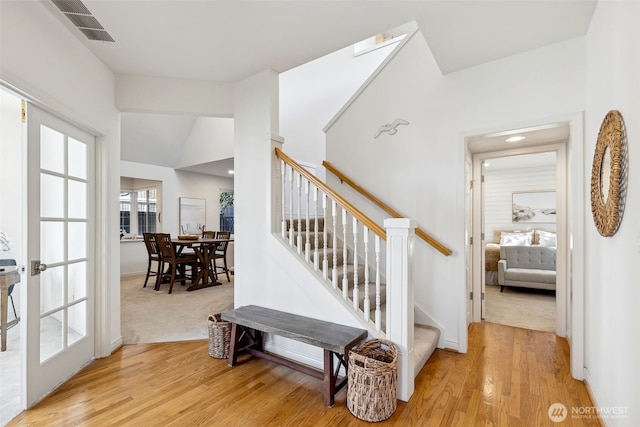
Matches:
[[512, 191, 556, 224], [179, 197, 206, 234]]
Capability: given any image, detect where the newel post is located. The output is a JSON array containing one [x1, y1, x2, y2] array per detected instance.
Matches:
[[266, 134, 285, 235], [384, 217, 415, 402]]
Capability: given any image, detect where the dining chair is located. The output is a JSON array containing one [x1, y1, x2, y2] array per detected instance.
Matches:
[[216, 231, 231, 240], [155, 233, 199, 294], [0, 259, 18, 320], [142, 233, 162, 289], [212, 231, 231, 282], [202, 230, 216, 238]]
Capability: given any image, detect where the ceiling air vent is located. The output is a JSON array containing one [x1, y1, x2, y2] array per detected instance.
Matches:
[[51, 0, 115, 42]]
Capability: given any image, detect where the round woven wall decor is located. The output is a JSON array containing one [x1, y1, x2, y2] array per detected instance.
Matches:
[[590, 110, 626, 236]]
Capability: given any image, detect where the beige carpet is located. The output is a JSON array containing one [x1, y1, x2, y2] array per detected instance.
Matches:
[[483, 284, 556, 333], [121, 273, 234, 344]]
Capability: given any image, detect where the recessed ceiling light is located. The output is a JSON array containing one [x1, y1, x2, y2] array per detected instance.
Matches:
[[505, 135, 526, 143], [228, 170, 235, 174]]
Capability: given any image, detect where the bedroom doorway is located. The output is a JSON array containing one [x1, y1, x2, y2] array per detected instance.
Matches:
[[466, 120, 571, 337], [480, 152, 557, 332]]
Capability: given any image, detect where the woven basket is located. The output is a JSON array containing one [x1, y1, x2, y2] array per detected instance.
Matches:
[[347, 339, 398, 422], [207, 314, 231, 359]]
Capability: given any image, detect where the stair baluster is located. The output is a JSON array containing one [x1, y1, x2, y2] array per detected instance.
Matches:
[[331, 201, 338, 290], [322, 193, 328, 279], [313, 186, 319, 271], [304, 180, 310, 262], [352, 217, 359, 310], [342, 208, 348, 300], [288, 165, 294, 247], [296, 173, 302, 255], [375, 235, 382, 332], [281, 160, 286, 240], [363, 226, 370, 321]]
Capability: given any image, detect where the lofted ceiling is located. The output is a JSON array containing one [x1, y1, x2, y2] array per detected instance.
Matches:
[[42, 0, 596, 175], [121, 113, 197, 168]]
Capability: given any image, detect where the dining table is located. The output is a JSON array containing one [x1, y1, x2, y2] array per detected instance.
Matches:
[[172, 237, 232, 292]]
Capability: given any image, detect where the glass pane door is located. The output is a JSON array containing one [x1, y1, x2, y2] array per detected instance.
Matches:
[[25, 104, 94, 407]]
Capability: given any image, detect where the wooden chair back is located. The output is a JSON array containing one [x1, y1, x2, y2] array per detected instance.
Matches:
[[143, 233, 160, 257], [216, 231, 231, 240], [155, 233, 177, 262]]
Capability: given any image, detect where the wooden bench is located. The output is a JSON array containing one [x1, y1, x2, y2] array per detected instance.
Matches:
[[221, 305, 368, 407]]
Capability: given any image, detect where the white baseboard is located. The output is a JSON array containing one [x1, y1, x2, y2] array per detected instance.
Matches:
[[264, 336, 324, 370], [263, 336, 350, 377], [110, 336, 123, 355], [442, 339, 460, 352], [583, 368, 614, 427]]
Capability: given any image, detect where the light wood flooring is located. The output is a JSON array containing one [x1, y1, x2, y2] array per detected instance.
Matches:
[[8, 322, 600, 426]]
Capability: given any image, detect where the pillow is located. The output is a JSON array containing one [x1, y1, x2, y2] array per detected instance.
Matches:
[[500, 231, 533, 246], [538, 230, 557, 247]]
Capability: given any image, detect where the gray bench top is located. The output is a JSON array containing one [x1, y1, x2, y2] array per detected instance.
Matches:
[[221, 305, 368, 354]]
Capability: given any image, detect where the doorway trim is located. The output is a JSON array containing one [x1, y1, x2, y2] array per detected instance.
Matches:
[[463, 112, 585, 380], [1, 79, 112, 408], [472, 143, 565, 332]]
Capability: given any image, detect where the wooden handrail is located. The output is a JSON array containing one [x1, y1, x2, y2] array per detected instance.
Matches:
[[323, 160, 453, 256], [275, 148, 386, 240]]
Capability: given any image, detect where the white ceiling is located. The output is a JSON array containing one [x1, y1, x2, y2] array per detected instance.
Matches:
[[50, 0, 597, 80], [467, 122, 571, 154], [44, 0, 596, 175]]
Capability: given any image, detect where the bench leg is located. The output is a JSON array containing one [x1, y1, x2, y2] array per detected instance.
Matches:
[[228, 324, 263, 367], [323, 349, 335, 407], [228, 323, 240, 366]]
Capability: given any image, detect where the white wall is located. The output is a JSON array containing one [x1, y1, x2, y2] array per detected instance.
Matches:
[[584, 2, 640, 424], [115, 74, 234, 117], [233, 70, 280, 307], [484, 163, 557, 242], [0, 1, 121, 355], [279, 40, 399, 180], [119, 160, 234, 275], [325, 31, 586, 350]]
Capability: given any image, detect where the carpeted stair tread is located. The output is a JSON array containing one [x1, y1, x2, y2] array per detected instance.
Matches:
[[284, 218, 325, 232], [413, 324, 440, 375], [328, 264, 366, 285]]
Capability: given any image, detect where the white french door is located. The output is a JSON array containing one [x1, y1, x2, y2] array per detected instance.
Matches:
[[24, 104, 95, 407]]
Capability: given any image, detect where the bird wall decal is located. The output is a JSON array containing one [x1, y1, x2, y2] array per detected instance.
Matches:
[[374, 118, 409, 138]]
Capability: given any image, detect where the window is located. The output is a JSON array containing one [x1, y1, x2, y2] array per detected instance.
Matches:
[[120, 188, 158, 238], [219, 190, 234, 234]]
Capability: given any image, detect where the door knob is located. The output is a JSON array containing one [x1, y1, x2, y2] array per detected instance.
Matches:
[[31, 261, 48, 276]]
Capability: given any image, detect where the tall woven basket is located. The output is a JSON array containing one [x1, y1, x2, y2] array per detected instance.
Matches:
[[207, 314, 231, 359], [347, 339, 398, 422]]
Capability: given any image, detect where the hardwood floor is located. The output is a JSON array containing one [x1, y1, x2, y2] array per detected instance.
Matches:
[[8, 322, 600, 426]]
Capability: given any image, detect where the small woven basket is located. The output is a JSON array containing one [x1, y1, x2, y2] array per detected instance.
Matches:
[[347, 339, 398, 422], [207, 314, 231, 359]]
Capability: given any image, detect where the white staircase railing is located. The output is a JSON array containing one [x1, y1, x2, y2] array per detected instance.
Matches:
[[272, 144, 416, 401], [276, 147, 387, 333]]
